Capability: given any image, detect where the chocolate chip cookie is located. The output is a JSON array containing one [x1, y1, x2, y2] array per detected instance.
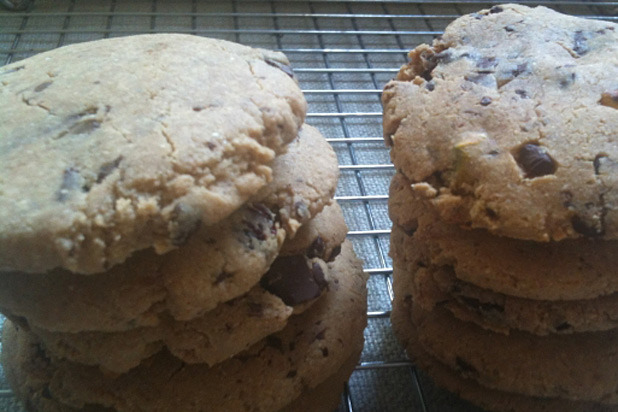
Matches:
[[391, 296, 618, 412], [0, 33, 307, 274], [29, 249, 335, 373], [383, 4, 618, 242], [0, 125, 339, 332], [389, 172, 618, 301], [409, 302, 618, 403], [412, 263, 618, 336], [2, 241, 367, 412]]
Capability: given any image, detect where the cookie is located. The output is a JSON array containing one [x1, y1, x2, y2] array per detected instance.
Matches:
[[29, 250, 335, 373], [253, 125, 339, 236], [0, 33, 307, 275], [390, 297, 618, 412], [409, 302, 618, 403], [388, 176, 618, 300], [383, 4, 618, 242], [411, 263, 618, 335], [280, 201, 348, 261], [2, 241, 367, 412], [0, 124, 338, 333]]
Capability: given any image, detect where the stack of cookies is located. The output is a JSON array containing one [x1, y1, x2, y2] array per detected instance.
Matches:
[[383, 4, 618, 412], [0, 34, 367, 411]]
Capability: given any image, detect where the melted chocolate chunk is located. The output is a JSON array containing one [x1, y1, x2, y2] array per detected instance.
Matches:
[[489, 5, 503, 13], [96, 156, 123, 183], [260, 255, 328, 306], [514, 144, 556, 178], [264, 59, 295, 79], [480, 96, 492, 106], [571, 215, 603, 237]]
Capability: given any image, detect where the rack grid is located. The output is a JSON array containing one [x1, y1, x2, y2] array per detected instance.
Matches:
[[0, 1, 616, 411]]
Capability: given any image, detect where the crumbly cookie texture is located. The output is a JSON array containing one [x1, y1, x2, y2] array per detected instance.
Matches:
[[2, 241, 367, 412], [389, 172, 618, 301], [0, 33, 307, 274], [0, 125, 338, 332], [390, 298, 618, 412], [383, 4, 618, 241]]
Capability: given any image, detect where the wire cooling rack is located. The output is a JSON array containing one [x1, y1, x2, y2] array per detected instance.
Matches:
[[1, 1, 616, 411]]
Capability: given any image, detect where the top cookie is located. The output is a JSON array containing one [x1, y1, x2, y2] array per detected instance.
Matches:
[[0, 33, 306, 274], [383, 4, 618, 241]]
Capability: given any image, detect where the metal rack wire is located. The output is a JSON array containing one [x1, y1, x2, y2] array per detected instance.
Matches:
[[0, 1, 616, 411]]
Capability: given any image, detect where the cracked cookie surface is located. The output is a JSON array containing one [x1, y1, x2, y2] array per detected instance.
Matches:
[[383, 4, 618, 241], [0, 33, 306, 274]]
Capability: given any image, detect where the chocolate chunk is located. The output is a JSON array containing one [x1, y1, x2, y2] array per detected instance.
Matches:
[[96, 156, 123, 183], [34, 81, 52, 92], [555, 321, 572, 332], [573, 31, 589, 56], [321, 347, 329, 357], [425, 81, 435, 91], [56, 167, 83, 202], [260, 255, 328, 306], [594, 154, 608, 175], [328, 244, 342, 262], [489, 5, 503, 13], [571, 215, 603, 237], [477, 57, 497, 70], [306, 236, 325, 259], [480, 96, 492, 106], [214, 271, 232, 285], [600, 90, 618, 109], [514, 143, 556, 178], [515, 89, 529, 99], [464, 73, 496, 88], [266, 336, 284, 352], [455, 357, 478, 377], [241, 203, 276, 245], [265, 59, 295, 79], [512, 62, 529, 78], [504, 25, 515, 32], [247, 302, 264, 317], [559, 72, 576, 89], [169, 203, 201, 246]]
